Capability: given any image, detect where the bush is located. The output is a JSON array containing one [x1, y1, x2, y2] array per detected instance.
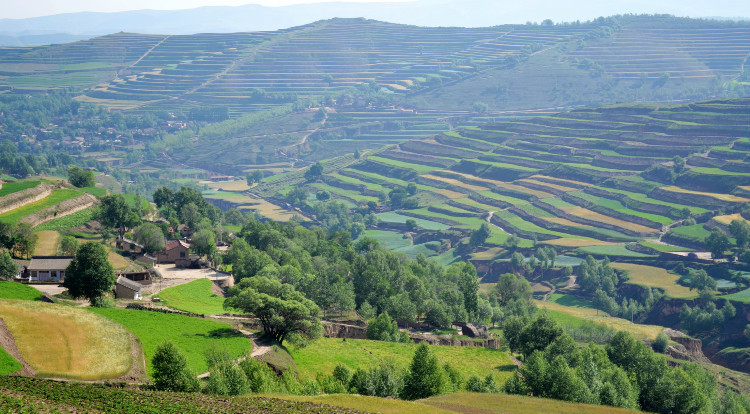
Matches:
[[401, 344, 447, 400], [652, 332, 669, 353], [349, 362, 402, 398], [366, 312, 410, 343], [151, 341, 200, 392]]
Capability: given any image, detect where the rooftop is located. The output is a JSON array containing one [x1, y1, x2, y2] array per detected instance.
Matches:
[[27, 256, 74, 271]]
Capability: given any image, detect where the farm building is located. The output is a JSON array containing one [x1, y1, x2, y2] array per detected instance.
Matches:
[[210, 175, 234, 182], [27, 256, 73, 282], [116, 270, 153, 285], [114, 276, 142, 300], [156, 240, 190, 264]]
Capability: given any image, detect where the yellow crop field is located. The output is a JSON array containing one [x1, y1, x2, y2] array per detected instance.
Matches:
[[239, 198, 299, 221], [431, 188, 469, 199], [530, 175, 592, 188], [713, 213, 749, 225], [421, 174, 489, 192], [559, 206, 657, 234], [544, 216, 593, 227], [0, 299, 132, 379], [611, 262, 697, 299], [204, 181, 254, 192], [661, 186, 750, 202], [517, 178, 578, 193], [443, 171, 553, 198], [544, 238, 617, 247], [536, 300, 664, 340], [33, 230, 60, 255]]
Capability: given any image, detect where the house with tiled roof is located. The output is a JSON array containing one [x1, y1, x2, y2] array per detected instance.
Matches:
[[114, 276, 142, 300], [27, 256, 74, 282], [156, 240, 190, 264]]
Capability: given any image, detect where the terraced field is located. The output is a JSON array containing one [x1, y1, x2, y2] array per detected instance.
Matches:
[[269, 98, 749, 262]]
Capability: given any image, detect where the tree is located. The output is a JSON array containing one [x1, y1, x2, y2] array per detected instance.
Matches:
[[304, 162, 323, 181], [151, 341, 200, 392], [728, 219, 750, 249], [469, 222, 491, 247], [180, 203, 201, 230], [652, 332, 669, 353], [402, 344, 447, 400], [225, 276, 321, 345], [96, 194, 133, 239], [518, 313, 563, 358], [133, 223, 166, 254], [316, 190, 331, 201], [0, 251, 18, 280], [406, 182, 417, 195], [367, 311, 409, 342], [192, 228, 216, 259], [153, 186, 174, 209], [672, 155, 685, 174], [60, 235, 79, 256], [705, 228, 730, 259], [63, 242, 115, 306], [67, 165, 95, 188]]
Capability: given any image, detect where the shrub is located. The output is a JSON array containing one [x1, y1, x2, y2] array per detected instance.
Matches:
[[151, 341, 200, 392], [652, 332, 669, 353]]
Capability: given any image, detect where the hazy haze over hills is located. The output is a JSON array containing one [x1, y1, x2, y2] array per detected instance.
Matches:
[[0, 0, 748, 46]]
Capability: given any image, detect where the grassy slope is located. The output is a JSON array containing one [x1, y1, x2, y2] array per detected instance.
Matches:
[[611, 262, 696, 299], [0, 346, 22, 375], [0, 189, 81, 224], [0, 180, 41, 197], [158, 279, 228, 315], [420, 393, 642, 414], [0, 281, 43, 300], [33, 230, 60, 255], [537, 301, 663, 340], [0, 299, 131, 379], [289, 337, 515, 383], [89, 308, 252, 375]]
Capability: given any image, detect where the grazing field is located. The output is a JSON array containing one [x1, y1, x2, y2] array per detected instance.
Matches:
[[89, 308, 251, 375], [611, 262, 696, 299], [0, 281, 42, 301], [159, 278, 229, 315], [289, 337, 515, 383], [536, 300, 663, 340], [0, 299, 132, 379], [33, 230, 60, 255], [0, 189, 81, 224], [419, 392, 642, 414], [0, 347, 22, 375]]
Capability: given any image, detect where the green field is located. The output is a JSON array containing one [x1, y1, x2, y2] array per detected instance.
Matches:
[[288, 337, 515, 383], [158, 279, 229, 315], [0, 347, 22, 375], [88, 308, 252, 375], [376, 212, 450, 230], [0, 281, 42, 301], [0, 180, 40, 197], [722, 287, 750, 303], [0, 189, 82, 224], [546, 293, 593, 308], [419, 392, 642, 414], [33, 207, 96, 231], [359, 230, 413, 250], [577, 244, 655, 258]]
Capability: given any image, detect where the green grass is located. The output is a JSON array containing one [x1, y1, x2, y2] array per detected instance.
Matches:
[[547, 293, 593, 308], [638, 241, 692, 252], [420, 392, 643, 414], [367, 156, 439, 174], [0, 347, 22, 375], [288, 337, 515, 383], [158, 279, 229, 315], [569, 191, 673, 225], [577, 244, 655, 258], [33, 207, 95, 231], [0, 281, 42, 301], [0, 189, 82, 224], [78, 186, 107, 196], [121, 194, 149, 210], [691, 167, 750, 176], [0, 180, 40, 197], [376, 212, 450, 230], [722, 287, 750, 303], [88, 308, 252, 375], [670, 224, 712, 240], [359, 230, 412, 250]]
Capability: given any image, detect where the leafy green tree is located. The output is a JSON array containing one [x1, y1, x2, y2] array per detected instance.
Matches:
[[652, 332, 669, 353], [705, 228, 730, 259], [0, 251, 18, 280], [252, 170, 265, 183], [367, 311, 410, 343], [180, 203, 201, 229], [402, 344, 447, 400], [60, 235, 79, 256], [151, 341, 200, 392], [469, 222, 491, 247], [728, 219, 750, 249], [133, 223, 166, 254], [191, 228, 216, 259], [350, 362, 403, 398], [63, 242, 115, 306], [406, 182, 417, 195], [672, 155, 685, 174], [304, 162, 323, 181], [67, 165, 95, 187], [96, 194, 134, 239], [316, 190, 331, 201], [518, 313, 563, 358], [358, 301, 376, 320], [153, 186, 174, 209], [225, 276, 321, 345]]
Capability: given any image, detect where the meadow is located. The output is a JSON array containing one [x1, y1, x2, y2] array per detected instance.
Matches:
[[0, 281, 43, 301], [288, 337, 515, 383], [722, 287, 750, 303], [0, 180, 41, 197], [536, 300, 664, 340], [0, 347, 22, 375], [33, 207, 96, 231], [0, 299, 132, 379], [159, 278, 229, 315], [89, 308, 252, 375], [611, 262, 697, 299], [0, 189, 82, 224]]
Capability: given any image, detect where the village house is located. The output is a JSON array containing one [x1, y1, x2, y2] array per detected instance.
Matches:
[[156, 240, 190, 264], [114, 276, 143, 300], [27, 256, 74, 282]]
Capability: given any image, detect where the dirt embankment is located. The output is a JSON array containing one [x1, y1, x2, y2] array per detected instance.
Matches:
[[19, 193, 99, 227], [0, 183, 51, 215], [0, 318, 35, 376]]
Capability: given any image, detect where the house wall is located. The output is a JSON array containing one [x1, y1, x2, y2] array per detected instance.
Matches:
[[156, 245, 189, 263], [115, 284, 141, 300], [30, 270, 65, 281]]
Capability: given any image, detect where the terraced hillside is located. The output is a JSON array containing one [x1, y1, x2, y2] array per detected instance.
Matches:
[[261, 98, 750, 261]]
